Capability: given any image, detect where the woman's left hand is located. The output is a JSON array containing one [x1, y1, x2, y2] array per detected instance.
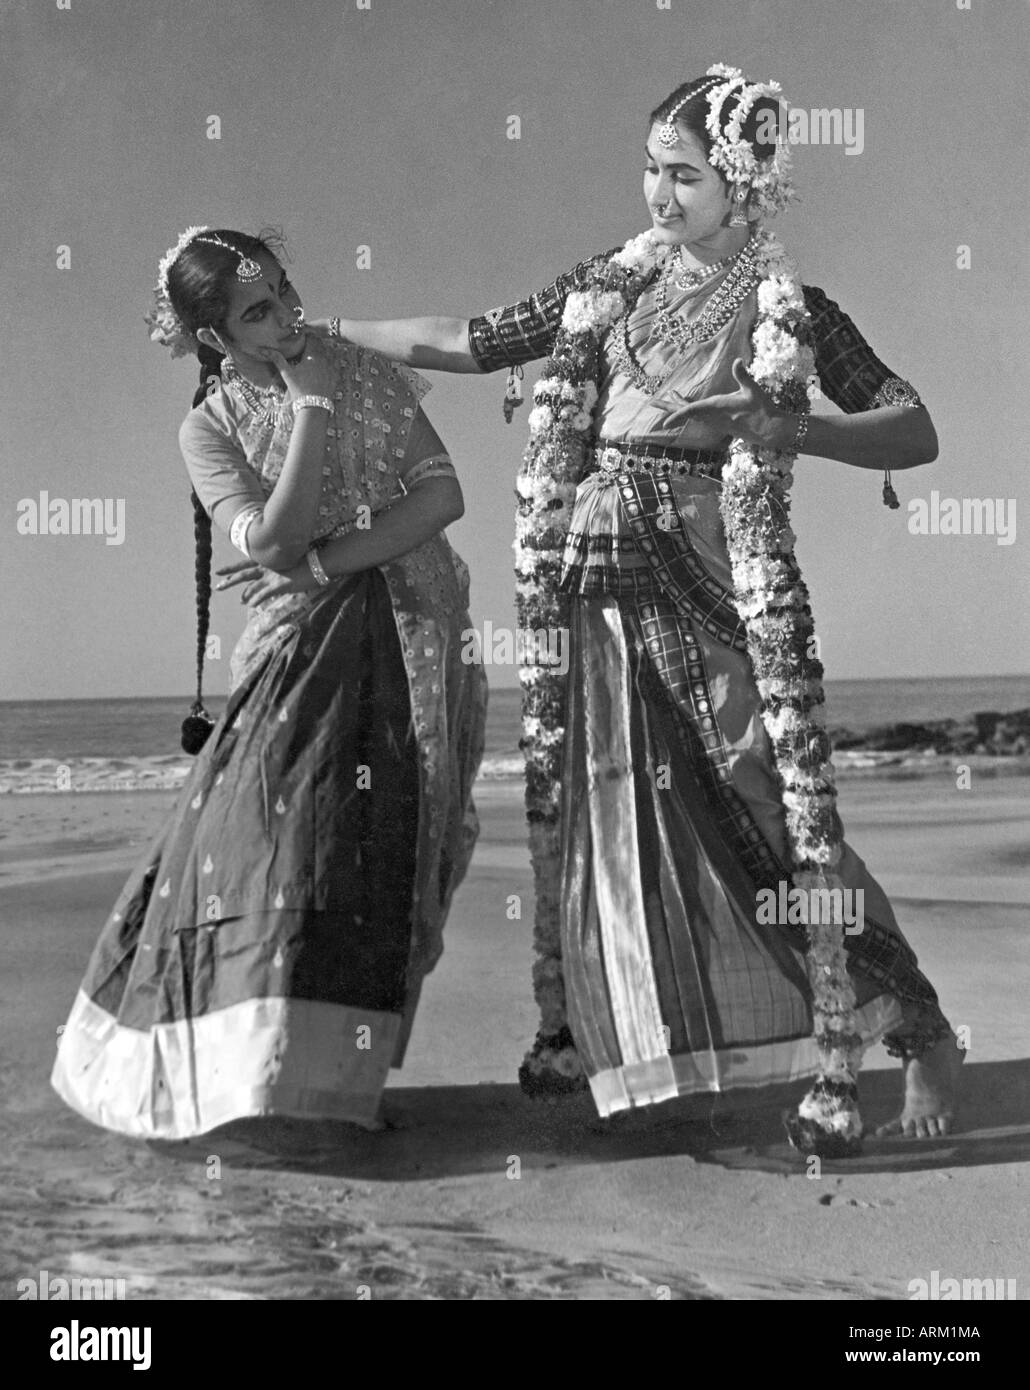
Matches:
[[656, 358, 795, 451], [215, 558, 321, 606]]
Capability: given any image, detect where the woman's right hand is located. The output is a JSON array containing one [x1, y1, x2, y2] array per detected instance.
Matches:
[[260, 333, 334, 400]]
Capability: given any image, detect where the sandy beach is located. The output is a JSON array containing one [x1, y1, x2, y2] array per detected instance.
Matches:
[[1, 772, 1027, 1301]]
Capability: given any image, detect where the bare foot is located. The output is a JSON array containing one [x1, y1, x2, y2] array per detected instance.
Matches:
[[875, 1033, 965, 1139]]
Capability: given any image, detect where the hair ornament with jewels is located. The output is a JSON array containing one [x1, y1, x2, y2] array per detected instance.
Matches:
[[655, 72, 721, 146], [658, 63, 797, 217], [145, 225, 267, 358]]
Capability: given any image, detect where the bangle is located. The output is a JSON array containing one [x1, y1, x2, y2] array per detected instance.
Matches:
[[791, 410, 811, 454], [291, 395, 334, 417], [328, 317, 342, 338], [306, 547, 331, 587]]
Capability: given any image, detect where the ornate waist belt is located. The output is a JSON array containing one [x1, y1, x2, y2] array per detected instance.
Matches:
[[584, 437, 727, 483], [559, 443, 748, 649]]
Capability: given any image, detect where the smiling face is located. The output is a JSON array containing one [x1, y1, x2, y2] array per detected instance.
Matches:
[[196, 252, 304, 372], [644, 123, 743, 254]]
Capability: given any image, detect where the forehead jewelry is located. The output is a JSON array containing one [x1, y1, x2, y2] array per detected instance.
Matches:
[[655, 64, 795, 216], [191, 233, 262, 283], [656, 75, 723, 148]]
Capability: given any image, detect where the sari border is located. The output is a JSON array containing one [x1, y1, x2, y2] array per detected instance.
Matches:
[[51, 990, 398, 1138], [589, 994, 904, 1116]]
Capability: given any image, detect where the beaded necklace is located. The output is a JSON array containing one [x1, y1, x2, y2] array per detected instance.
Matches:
[[221, 359, 287, 434], [671, 242, 742, 291]]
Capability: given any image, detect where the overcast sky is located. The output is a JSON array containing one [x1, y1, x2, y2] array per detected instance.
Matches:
[[1, 0, 1026, 698]]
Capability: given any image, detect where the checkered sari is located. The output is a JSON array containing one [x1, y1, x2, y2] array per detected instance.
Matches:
[[471, 256, 946, 1109]]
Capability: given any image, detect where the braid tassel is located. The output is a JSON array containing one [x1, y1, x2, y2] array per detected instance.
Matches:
[[180, 490, 216, 754]]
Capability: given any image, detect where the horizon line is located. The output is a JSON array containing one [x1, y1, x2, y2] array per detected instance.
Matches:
[[2, 673, 1029, 706]]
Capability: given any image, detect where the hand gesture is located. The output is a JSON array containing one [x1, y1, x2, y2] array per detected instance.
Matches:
[[259, 332, 334, 401], [216, 558, 322, 606], [655, 357, 792, 452]]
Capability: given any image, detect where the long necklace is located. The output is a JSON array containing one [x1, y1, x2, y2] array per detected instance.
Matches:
[[613, 241, 760, 395], [653, 238, 759, 346], [222, 359, 286, 433]]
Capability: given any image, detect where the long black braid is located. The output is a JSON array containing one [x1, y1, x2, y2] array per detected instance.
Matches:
[[180, 344, 224, 754], [166, 229, 286, 753]]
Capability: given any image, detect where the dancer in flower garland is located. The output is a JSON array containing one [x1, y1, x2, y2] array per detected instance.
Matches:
[[317, 67, 963, 1151]]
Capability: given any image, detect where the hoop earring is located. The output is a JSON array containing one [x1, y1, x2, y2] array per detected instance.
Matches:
[[729, 186, 750, 227]]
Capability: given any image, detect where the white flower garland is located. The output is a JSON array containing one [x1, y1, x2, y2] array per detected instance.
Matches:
[[515, 227, 865, 1154], [514, 233, 658, 1097], [703, 64, 796, 217]]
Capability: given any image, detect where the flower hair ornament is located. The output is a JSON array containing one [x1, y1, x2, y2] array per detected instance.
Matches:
[[658, 62, 796, 217], [144, 225, 263, 357]]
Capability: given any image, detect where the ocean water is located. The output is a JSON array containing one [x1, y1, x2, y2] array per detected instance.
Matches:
[[0, 675, 1026, 793]]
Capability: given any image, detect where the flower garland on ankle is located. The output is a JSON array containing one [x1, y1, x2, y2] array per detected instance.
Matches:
[[514, 226, 865, 1156]]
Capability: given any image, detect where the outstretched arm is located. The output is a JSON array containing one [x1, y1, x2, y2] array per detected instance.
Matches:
[[308, 316, 481, 373], [311, 247, 621, 377]]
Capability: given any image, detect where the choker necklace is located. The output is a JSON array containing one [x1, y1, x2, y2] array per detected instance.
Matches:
[[221, 358, 286, 433], [671, 242, 746, 291]]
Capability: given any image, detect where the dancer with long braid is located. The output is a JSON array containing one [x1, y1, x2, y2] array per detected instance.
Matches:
[[52, 227, 488, 1138]]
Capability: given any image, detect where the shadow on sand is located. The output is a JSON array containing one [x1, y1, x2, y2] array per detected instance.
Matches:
[[149, 1058, 1030, 1181]]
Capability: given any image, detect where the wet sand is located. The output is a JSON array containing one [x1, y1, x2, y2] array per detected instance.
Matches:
[[1, 776, 1028, 1300]]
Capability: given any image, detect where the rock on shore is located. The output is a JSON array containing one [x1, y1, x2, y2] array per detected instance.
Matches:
[[829, 708, 1030, 756]]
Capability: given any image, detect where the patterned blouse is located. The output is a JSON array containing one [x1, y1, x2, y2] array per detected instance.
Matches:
[[467, 248, 922, 415]]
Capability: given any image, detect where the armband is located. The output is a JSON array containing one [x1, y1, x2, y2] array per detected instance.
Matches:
[[400, 454, 457, 490], [229, 504, 263, 558]]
